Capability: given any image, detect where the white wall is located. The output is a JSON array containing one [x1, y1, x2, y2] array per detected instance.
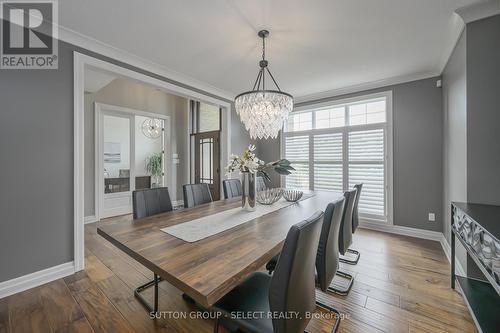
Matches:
[[134, 115, 162, 177]]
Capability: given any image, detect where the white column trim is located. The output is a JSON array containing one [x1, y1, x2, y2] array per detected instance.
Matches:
[[74, 52, 232, 273]]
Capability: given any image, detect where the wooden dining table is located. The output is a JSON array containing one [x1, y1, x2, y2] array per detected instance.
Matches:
[[97, 190, 342, 310]]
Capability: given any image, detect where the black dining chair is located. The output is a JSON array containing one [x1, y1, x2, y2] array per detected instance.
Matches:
[[256, 176, 267, 192], [211, 211, 324, 333], [131, 187, 174, 313], [321, 189, 357, 296], [314, 197, 345, 330], [132, 187, 173, 219], [352, 184, 363, 233], [222, 179, 242, 199], [340, 184, 363, 265], [183, 183, 213, 208], [266, 195, 354, 296]]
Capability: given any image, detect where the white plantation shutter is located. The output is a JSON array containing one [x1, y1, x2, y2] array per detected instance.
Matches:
[[348, 129, 385, 216], [285, 136, 309, 189], [348, 129, 384, 161], [314, 133, 343, 191], [283, 93, 391, 223]]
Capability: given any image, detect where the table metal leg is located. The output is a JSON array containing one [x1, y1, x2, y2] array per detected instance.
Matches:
[[134, 274, 161, 314]]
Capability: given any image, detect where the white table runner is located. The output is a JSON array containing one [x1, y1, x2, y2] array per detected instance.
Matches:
[[161, 194, 315, 242]]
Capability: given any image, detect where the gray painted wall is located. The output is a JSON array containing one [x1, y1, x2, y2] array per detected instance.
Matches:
[[466, 14, 500, 206], [442, 30, 468, 271], [230, 103, 252, 155], [441, 15, 500, 274], [0, 35, 247, 283], [0, 42, 74, 282], [257, 77, 444, 232], [255, 136, 281, 186]]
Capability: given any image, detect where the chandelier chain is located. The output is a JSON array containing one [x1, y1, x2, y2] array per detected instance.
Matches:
[[262, 33, 266, 61]]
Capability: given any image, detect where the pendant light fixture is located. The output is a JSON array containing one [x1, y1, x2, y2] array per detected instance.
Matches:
[[235, 30, 293, 140], [141, 117, 163, 139]]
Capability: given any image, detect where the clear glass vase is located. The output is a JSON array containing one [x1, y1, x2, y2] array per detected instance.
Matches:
[[241, 171, 257, 211]]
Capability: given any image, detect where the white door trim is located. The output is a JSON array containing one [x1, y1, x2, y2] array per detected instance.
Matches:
[[74, 52, 232, 272]]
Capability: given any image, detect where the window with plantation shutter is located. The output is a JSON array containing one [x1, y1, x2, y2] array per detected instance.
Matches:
[[348, 129, 385, 217], [314, 133, 343, 192], [284, 135, 309, 190], [282, 92, 392, 224]]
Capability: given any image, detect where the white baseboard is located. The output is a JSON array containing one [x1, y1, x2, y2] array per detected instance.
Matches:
[[360, 221, 467, 276], [359, 221, 443, 241], [0, 262, 75, 299], [172, 200, 184, 209], [440, 234, 466, 276], [84, 215, 98, 224]]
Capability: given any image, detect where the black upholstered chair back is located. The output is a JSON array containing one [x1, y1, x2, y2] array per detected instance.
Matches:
[[183, 183, 213, 208], [269, 211, 324, 333], [256, 176, 266, 192], [352, 183, 363, 233], [222, 179, 242, 199], [316, 198, 345, 292], [132, 187, 173, 219], [339, 188, 358, 255]]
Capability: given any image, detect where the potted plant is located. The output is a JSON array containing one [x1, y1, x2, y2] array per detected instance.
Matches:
[[146, 152, 163, 188], [226, 144, 294, 211]]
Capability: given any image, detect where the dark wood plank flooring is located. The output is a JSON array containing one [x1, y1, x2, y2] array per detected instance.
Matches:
[[0, 225, 477, 333]]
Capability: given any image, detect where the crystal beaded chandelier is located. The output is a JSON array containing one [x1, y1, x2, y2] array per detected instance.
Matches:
[[235, 30, 293, 140]]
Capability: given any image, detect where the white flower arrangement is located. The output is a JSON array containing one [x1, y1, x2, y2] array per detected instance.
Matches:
[[226, 144, 295, 180], [226, 144, 263, 174]]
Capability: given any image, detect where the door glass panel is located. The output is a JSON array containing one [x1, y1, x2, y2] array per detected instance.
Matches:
[[194, 132, 220, 200], [135, 115, 164, 189], [200, 138, 214, 184], [103, 115, 130, 194]]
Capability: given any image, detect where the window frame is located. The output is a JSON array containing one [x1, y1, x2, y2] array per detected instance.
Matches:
[[280, 91, 393, 225]]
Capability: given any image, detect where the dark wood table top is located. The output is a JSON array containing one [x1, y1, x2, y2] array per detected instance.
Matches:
[[97, 190, 342, 307]]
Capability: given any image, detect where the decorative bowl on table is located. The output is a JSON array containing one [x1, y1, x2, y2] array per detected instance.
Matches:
[[283, 189, 303, 202], [256, 188, 284, 205]]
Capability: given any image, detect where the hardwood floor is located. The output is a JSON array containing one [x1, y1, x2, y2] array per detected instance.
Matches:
[[0, 225, 477, 333]]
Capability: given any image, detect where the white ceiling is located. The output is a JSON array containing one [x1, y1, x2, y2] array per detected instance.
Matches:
[[60, 0, 482, 99]]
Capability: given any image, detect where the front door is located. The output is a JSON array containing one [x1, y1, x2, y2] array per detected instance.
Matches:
[[194, 131, 220, 200]]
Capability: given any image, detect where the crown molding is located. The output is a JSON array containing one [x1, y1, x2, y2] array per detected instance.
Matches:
[[438, 1, 500, 78], [455, 0, 500, 24], [58, 26, 235, 101], [294, 71, 439, 105], [437, 13, 466, 75]]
